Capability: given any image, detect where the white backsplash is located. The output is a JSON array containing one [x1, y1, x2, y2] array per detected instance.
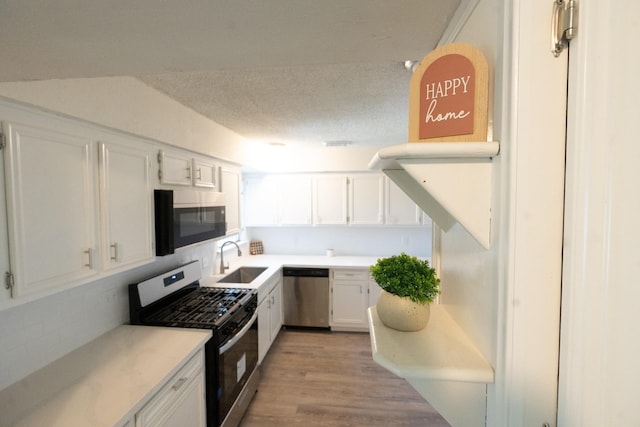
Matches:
[[245, 226, 432, 258]]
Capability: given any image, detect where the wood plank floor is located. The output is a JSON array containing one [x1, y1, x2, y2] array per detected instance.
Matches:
[[240, 329, 451, 427]]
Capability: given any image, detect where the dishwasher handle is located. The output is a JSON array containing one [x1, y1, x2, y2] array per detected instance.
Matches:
[[282, 267, 329, 278]]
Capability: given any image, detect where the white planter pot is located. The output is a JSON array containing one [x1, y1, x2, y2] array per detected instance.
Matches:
[[376, 290, 430, 332]]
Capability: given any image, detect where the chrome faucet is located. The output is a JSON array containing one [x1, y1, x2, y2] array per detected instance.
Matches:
[[219, 241, 242, 274]]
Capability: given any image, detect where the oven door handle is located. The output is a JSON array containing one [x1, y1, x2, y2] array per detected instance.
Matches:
[[219, 311, 258, 355]]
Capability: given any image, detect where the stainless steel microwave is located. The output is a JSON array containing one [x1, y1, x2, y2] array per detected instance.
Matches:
[[154, 189, 226, 256]]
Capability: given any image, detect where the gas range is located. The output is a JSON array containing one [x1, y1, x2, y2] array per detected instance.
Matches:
[[128, 261, 259, 427]]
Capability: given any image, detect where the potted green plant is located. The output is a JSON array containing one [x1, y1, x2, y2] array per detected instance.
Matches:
[[370, 252, 440, 331]]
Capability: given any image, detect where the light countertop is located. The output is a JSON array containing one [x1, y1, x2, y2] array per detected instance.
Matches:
[[202, 254, 380, 289], [0, 325, 211, 427]]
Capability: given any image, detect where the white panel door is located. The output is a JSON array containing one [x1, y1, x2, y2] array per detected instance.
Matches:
[[278, 175, 312, 225], [220, 166, 241, 234], [192, 157, 216, 188], [3, 121, 98, 297], [159, 149, 192, 186], [243, 175, 278, 225], [313, 175, 348, 225], [269, 280, 283, 341], [99, 139, 154, 271], [558, 1, 640, 426], [349, 174, 384, 225], [385, 177, 422, 225]]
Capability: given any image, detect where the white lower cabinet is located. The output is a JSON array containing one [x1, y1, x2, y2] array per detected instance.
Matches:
[[136, 350, 206, 427], [258, 272, 283, 363], [330, 269, 370, 331], [368, 277, 383, 307]]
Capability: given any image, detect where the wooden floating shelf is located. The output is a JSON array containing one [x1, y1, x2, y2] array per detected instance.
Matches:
[[368, 142, 500, 248], [367, 305, 494, 384]]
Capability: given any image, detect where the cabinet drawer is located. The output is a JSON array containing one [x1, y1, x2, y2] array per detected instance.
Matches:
[[332, 269, 369, 281], [136, 350, 205, 426]]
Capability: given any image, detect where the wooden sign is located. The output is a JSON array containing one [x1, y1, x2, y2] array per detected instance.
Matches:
[[409, 43, 489, 142]]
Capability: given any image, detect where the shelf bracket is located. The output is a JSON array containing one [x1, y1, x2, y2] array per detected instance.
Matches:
[[369, 142, 499, 249]]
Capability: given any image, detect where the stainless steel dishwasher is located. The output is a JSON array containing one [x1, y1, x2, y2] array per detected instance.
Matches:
[[282, 267, 330, 328]]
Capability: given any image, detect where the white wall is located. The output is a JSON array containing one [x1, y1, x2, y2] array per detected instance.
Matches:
[[0, 240, 217, 390], [435, 0, 501, 388]]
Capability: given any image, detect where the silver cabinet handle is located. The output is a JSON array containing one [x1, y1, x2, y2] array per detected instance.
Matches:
[[84, 248, 94, 269], [196, 168, 202, 180], [186, 167, 192, 179], [110, 242, 119, 262]]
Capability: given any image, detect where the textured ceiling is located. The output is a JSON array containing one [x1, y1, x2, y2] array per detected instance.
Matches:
[[0, 0, 462, 147]]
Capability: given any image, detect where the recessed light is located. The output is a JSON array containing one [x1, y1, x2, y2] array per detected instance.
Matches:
[[267, 141, 286, 147], [323, 140, 352, 147]]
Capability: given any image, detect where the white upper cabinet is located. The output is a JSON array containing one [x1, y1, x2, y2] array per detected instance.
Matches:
[[349, 174, 384, 225], [386, 178, 423, 225], [158, 149, 218, 189], [2, 121, 99, 297], [278, 175, 312, 225], [158, 149, 192, 186], [220, 166, 241, 234], [243, 173, 430, 227], [2, 108, 158, 300], [192, 157, 217, 188], [243, 175, 279, 226], [313, 175, 349, 225], [98, 139, 154, 272]]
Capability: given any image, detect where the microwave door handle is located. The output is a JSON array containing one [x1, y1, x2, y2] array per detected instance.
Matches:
[[219, 311, 258, 355]]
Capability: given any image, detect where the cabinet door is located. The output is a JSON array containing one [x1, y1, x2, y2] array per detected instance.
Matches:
[[159, 150, 192, 186], [368, 278, 383, 308], [220, 166, 241, 234], [269, 280, 283, 340], [192, 158, 216, 188], [243, 176, 278, 225], [349, 174, 384, 225], [257, 297, 270, 364], [313, 175, 348, 224], [331, 269, 369, 330], [99, 140, 154, 271], [136, 351, 206, 427], [278, 175, 312, 225], [3, 121, 98, 297], [386, 177, 423, 225]]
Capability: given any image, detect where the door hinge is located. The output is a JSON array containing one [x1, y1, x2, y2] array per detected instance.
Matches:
[[551, 0, 577, 57], [5, 272, 14, 290], [0, 132, 6, 150]]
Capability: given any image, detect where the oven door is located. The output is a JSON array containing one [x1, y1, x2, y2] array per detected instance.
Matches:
[[218, 312, 258, 425]]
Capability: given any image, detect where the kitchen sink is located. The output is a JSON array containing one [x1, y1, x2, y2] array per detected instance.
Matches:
[[217, 266, 268, 284]]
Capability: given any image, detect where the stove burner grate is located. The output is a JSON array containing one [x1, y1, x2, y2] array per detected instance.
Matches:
[[145, 287, 250, 328]]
